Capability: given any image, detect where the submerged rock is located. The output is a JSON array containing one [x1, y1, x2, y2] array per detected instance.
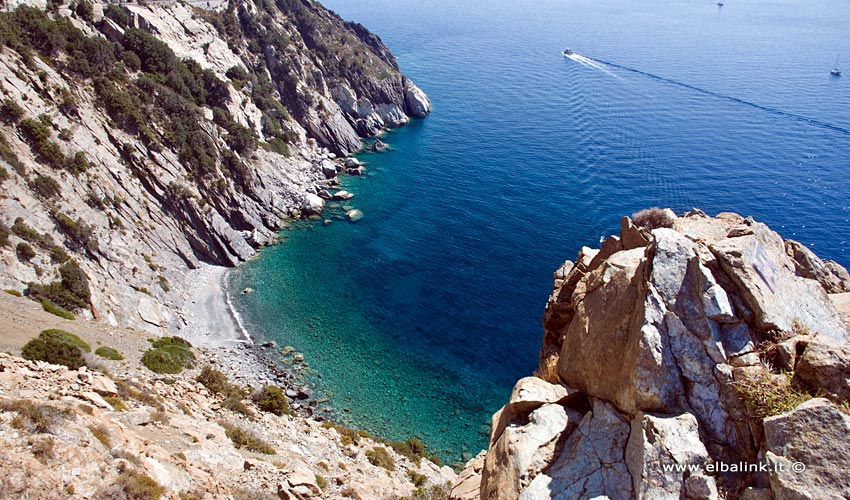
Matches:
[[345, 209, 364, 222]]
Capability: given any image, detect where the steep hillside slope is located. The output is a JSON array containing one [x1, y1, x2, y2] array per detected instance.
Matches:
[[0, 0, 429, 334]]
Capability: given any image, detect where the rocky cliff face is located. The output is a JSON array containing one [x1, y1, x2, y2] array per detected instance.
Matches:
[[0, 0, 429, 334], [452, 210, 850, 500]]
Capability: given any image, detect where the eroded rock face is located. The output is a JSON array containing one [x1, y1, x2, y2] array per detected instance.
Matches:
[[473, 210, 850, 500], [518, 400, 633, 500]]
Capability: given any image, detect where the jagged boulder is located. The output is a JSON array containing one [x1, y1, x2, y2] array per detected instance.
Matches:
[[478, 210, 850, 500], [403, 79, 432, 117]]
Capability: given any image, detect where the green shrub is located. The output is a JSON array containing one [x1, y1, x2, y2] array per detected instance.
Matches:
[[387, 438, 427, 466], [95, 346, 124, 360], [68, 151, 89, 175], [220, 421, 275, 454], [0, 165, 7, 182], [49, 245, 70, 263], [196, 365, 244, 397], [53, 213, 98, 254], [315, 474, 328, 491], [255, 385, 291, 416], [407, 470, 427, 488], [59, 260, 91, 304], [29, 174, 62, 199], [321, 421, 369, 446], [40, 328, 90, 351], [5, 289, 23, 297], [261, 137, 290, 157], [41, 300, 75, 320], [11, 217, 44, 244], [27, 261, 91, 311], [74, 0, 93, 22], [122, 50, 141, 71], [394, 484, 453, 500], [21, 329, 88, 369], [141, 336, 194, 374], [222, 394, 253, 417], [0, 98, 24, 124], [104, 4, 130, 28], [366, 446, 395, 471], [16, 241, 35, 260], [0, 132, 25, 175], [0, 221, 10, 247], [225, 65, 248, 82]]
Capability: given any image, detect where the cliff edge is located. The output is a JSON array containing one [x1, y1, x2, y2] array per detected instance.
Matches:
[[453, 209, 850, 500]]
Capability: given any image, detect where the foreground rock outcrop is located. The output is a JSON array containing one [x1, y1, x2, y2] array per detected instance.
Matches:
[[453, 209, 850, 500]]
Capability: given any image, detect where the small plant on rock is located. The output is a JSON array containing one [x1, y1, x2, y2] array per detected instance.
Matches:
[[16, 241, 36, 261], [734, 369, 810, 419], [0, 399, 71, 433]]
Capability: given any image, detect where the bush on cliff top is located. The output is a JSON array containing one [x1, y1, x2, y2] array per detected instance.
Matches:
[[21, 329, 89, 369], [631, 207, 675, 231], [141, 336, 194, 374]]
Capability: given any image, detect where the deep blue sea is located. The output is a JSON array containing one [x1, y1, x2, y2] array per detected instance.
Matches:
[[229, 0, 850, 464]]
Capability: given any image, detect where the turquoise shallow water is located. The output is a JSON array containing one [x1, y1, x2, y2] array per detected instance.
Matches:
[[230, 0, 850, 463]]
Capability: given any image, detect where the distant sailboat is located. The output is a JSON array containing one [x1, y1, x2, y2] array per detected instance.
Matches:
[[831, 55, 842, 77]]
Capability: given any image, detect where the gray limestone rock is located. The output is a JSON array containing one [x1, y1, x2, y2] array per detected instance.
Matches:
[[519, 400, 633, 500], [626, 411, 710, 500]]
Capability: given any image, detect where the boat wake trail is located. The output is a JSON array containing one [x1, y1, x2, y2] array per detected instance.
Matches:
[[565, 53, 619, 78], [581, 55, 850, 136]]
